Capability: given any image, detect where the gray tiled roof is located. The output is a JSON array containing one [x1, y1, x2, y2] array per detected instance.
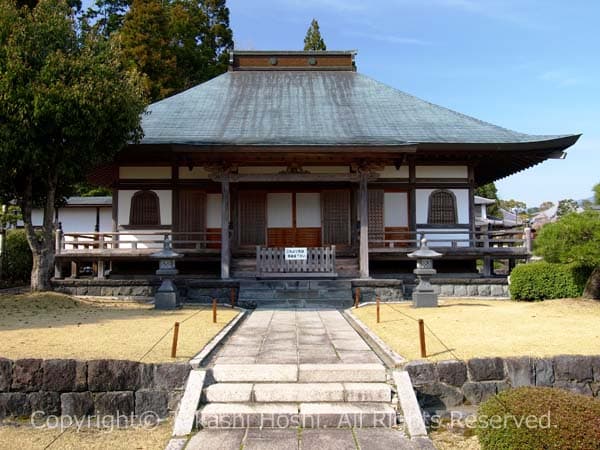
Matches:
[[140, 71, 573, 146]]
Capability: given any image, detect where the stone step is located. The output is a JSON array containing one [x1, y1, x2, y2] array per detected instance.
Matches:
[[202, 383, 392, 403], [196, 402, 396, 428], [238, 290, 352, 301], [239, 280, 352, 290], [210, 364, 386, 383]]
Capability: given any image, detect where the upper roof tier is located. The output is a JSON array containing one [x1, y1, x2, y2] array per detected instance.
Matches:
[[139, 50, 578, 150]]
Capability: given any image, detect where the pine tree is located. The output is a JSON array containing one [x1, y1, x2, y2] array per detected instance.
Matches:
[[303, 18, 326, 51], [119, 0, 178, 101]]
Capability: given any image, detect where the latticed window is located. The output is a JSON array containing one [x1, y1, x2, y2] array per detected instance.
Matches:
[[428, 190, 457, 225], [130, 191, 160, 226]]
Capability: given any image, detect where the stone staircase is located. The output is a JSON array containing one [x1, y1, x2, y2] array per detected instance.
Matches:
[[231, 256, 360, 278], [195, 363, 398, 429], [238, 280, 354, 308]]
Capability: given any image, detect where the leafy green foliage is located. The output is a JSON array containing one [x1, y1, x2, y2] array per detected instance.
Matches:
[[478, 387, 600, 450], [3, 229, 32, 284], [111, 0, 233, 101], [593, 182, 600, 205], [475, 182, 500, 216], [82, 0, 130, 37], [539, 201, 554, 211], [534, 211, 600, 267], [303, 18, 326, 51], [499, 199, 527, 213], [510, 262, 592, 300], [0, 205, 22, 229], [0, 0, 147, 289], [557, 198, 579, 217]]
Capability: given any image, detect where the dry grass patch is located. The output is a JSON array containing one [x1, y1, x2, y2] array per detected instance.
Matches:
[[0, 419, 172, 450], [353, 298, 600, 361], [0, 293, 238, 363]]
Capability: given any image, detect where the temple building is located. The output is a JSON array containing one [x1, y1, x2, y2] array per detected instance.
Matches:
[[54, 50, 579, 295]]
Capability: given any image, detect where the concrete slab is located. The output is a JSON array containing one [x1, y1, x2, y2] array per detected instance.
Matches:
[[211, 364, 298, 382], [253, 383, 345, 403], [244, 429, 299, 450], [344, 383, 391, 402], [354, 429, 414, 450], [337, 350, 382, 364], [300, 429, 356, 450], [197, 403, 299, 428], [299, 403, 396, 428], [213, 356, 257, 365], [185, 429, 246, 450], [172, 370, 206, 437], [165, 437, 187, 450], [298, 364, 386, 382], [202, 383, 253, 403], [393, 370, 428, 439]]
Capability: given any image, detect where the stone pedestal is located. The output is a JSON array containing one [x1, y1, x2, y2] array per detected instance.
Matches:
[[151, 236, 183, 310], [412, 267, 438, 308], [155, 279, 179, 310], [408, 238, 443, 308]]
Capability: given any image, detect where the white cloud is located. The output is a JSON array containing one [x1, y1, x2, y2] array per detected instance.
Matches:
[[539, 70, 585, 87], [345, 30, 431, 46]]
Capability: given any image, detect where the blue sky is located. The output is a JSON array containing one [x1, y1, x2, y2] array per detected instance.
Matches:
[[228, 0, 600, 207]]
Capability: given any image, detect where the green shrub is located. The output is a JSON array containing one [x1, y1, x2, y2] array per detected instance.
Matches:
[[3, 229, 32, 284], [509, 262, 592, 300], [478, 387, 600, 450]]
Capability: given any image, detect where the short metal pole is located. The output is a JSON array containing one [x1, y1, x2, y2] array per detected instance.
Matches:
[[212, 298, 217, 323], [354, 288, 360, 308], [230, 288, 236, 308], [171, 322, 180, 358], [418, 319, 426, 358], [376, 297, 380, 323]]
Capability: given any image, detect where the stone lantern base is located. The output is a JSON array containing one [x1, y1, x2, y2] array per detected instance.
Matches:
[[412, 268, 439, 308], [154, 279, 179, 310]]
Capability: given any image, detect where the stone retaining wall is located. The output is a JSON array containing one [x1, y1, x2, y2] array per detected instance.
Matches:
[[0, 358, 190, 419], [405, 355, 600, 410], [352, 277, 509, 302], [52, 279, 240, 305]]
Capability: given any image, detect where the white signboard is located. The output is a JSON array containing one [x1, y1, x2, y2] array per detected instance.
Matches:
[[285, 247, 307, 260]]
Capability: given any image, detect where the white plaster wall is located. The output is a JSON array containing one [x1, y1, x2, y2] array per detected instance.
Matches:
[[179, 167, 210, 179], [415, 166, 468, 178], [24, 207, 112, 232], [296, 193, 321, 228], [118, 190, 172, 226], [378, 166, 409, 178], [267, 193, 292, 227], [58, 209, 98, 233], [417, 229, 470, 247], [119, 166, 171, 179], [116, 233, 165, 249], [206, 194, 222, 228], [384, 192, 408, 227], [416, 189, 469, 224]]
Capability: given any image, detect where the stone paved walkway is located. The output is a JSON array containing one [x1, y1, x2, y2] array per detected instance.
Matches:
[[211, 308, 382, 365], [184, 428, 432, 450]]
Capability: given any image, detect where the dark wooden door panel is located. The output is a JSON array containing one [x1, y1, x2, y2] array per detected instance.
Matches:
[[177, 190, 206, 248], [322, 190, 351, 246], [239, 190, 266, 246]]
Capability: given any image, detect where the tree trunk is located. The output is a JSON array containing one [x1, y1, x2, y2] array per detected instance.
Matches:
[[583, 266, 600, 300], [20, 173, 57, 292], [30, 248, 53, 291]]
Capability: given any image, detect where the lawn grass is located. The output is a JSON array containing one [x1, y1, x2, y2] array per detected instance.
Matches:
[[353, 298, 600, 361], [0, 293, 239, 363], [0, 419, 172, 450]]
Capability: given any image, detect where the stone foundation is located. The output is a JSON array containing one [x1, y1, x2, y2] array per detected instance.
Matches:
[[51, 279, 240, 305], [352, 277, 509, 302], [405, 355, 600, 409], [0, 358, 190, 420]]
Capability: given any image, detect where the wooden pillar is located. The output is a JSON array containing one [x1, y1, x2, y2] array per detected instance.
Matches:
[[359, 172, 369, 279], [408, 160, 417, 239], [481, 223, 492, 276], [221, 179, 231, 279]]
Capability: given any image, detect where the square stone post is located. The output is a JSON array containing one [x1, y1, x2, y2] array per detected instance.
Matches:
[[359, 171, 369, 279], [221, 179, 231, 279]]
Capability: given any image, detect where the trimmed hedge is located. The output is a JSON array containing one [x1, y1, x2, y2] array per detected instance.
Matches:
[[510, 262, 592, 300], [3, 229, 32, 284], [478, 387, 600, 450]]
